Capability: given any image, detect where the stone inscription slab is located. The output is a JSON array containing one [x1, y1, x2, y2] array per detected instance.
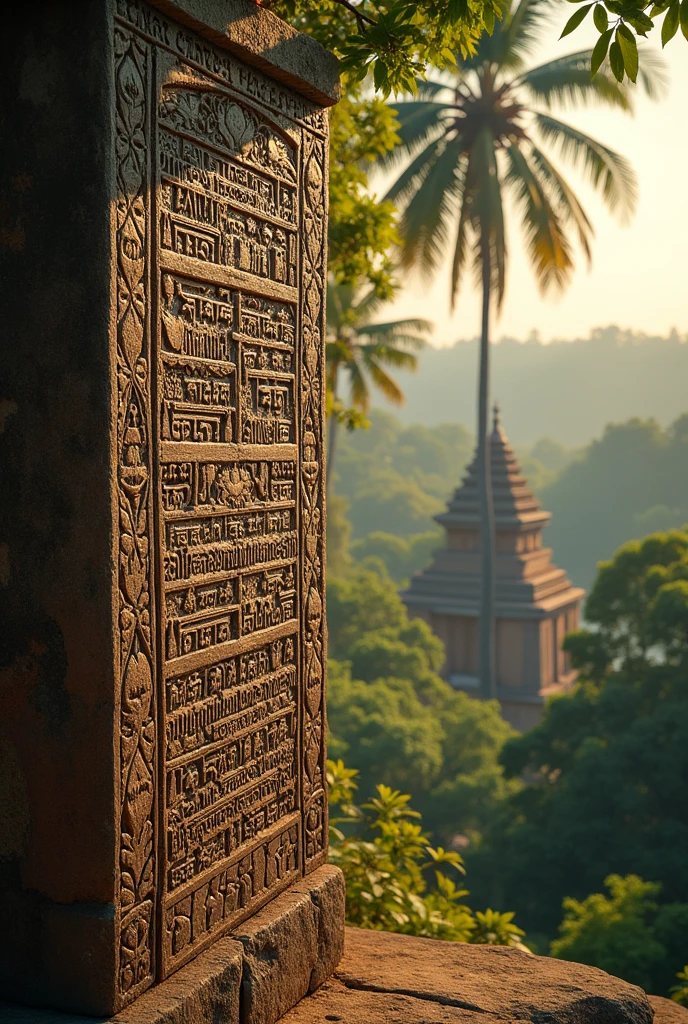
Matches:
[[113, 1, 327, 1005]]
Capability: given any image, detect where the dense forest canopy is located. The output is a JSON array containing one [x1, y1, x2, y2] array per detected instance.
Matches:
[[467, 530, 688, 983], [325, 534, 688, 993]]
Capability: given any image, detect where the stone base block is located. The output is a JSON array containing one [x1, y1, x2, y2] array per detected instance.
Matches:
[[234, 865, 345, 1024], [0, 867, 345, 1024]]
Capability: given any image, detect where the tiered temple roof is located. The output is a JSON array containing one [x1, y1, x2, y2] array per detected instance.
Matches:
[[403, 407, 584, 730]]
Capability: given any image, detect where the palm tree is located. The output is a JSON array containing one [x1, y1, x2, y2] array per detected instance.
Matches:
[[383, 0, 665, 701], [326, 280, 432, 491]]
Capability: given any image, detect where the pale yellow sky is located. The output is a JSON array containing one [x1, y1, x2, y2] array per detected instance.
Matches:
[[379, 23, 688, 346]]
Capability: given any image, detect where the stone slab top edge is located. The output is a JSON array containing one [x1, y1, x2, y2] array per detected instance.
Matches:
[[145, 0, 340, 105]]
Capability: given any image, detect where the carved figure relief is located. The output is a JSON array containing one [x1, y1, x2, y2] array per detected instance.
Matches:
[[114, 0, 328, 1003]]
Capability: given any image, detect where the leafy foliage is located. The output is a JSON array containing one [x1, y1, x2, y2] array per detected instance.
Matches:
[[327, 92, 401, 300], [266, 0, 681, 97], [551, 874, 688, 995], [332, 410, 473, 542], [327, 563, 517, 841], [671, 965, 688, 1005], [265, 1, 503, 97], [562, 0, 688, 82], [328, 759, 527, 947], [332, 407, 688, 596], [468, 527, 688, 977]]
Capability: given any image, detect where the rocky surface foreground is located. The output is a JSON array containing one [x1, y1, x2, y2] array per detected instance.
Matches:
[[283, 927, 688, 1024]]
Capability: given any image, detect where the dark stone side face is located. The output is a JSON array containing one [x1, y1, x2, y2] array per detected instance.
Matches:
[[0, 0, 333, 1014]]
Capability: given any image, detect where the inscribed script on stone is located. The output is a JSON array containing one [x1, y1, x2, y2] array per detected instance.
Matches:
[[113, 0, 329, 1003]]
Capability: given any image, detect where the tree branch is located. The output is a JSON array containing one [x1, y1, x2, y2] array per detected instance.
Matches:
[[330, 0, 377, 29]]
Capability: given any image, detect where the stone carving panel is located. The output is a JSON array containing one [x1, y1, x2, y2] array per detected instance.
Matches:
[[113, 0, 329, 1001]]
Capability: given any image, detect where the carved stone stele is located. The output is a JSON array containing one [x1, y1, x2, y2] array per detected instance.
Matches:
[[0, 1, 337, 1015]]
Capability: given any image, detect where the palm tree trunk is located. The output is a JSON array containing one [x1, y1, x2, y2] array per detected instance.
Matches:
[[326, 375, 339, 496], [477, 241, 497, 701]]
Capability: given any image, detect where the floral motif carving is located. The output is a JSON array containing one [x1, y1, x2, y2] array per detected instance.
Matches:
[[300, 130, 328, 871], [114, 27, 157, 1004], [159, 85, 297, 183]]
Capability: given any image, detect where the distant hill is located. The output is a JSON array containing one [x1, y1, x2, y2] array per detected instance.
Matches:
[[389, 327, 688, 446], [330, 410, 688, 596]]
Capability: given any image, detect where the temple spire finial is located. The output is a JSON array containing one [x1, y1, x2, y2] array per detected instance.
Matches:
[[492, 401, 501, 433]]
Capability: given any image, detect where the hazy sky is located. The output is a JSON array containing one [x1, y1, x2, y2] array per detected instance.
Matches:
[[378, 21, 688, 347]]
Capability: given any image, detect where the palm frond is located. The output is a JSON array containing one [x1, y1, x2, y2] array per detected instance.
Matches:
[[345, 358, 369, 411], [356, 318, 432, 342], [360, 344, 420, 371], [415, 78, 454, 100], [519, 51, 631, 112], [360, 354, 407, 406], [634, 47, 670, 100], [397, 136, 468, 275], [505, 142, 574, 293], [528, 142, 594, 264], [379, 100, 452, 171], [493, 0, 554, 72], [383, 135, 446, 206], [533, 113, 637, 220], [352, 286, 391, 322]]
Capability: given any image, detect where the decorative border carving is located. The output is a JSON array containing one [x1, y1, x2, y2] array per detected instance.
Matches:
[[300, 129, 328, 871], [114, 27, 157, 1005]]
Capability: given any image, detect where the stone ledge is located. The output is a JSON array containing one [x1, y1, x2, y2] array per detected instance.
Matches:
[[145, 0, 340, 106], [0, 867, 345, 1024], [282, 926, 666, 1024], [650, 996, 688, 1024]]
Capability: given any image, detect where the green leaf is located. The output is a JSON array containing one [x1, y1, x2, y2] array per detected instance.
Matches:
[[662, 1, 680, 42], [631, 10, 655, 28], [560, 2, 594, 36], [373, 59, 389, 93], [609, 39, 625, 80], [616, 24, 639, 80], [681, 0, 688, 38], [484, 6, 495, 33], [594, 4, 609, 30], [627, 16, 649, 34], [590, 27, 614, 74]]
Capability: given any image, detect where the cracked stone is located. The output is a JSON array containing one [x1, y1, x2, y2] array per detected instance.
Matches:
[[282, 927, 655, 1024]]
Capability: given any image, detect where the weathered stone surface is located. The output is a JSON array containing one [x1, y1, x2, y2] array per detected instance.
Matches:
[[0, 869, 344, 1023], [282, 927, 654, 1024], [291, 865, 346, 992], [281, 977, 491, 1023], [233, 865, 345, 1024], [0, 937, 243, 1024], [146, 0, 340, 105], [649, 996, 688, 1024], [0, 0, 334, 1015]]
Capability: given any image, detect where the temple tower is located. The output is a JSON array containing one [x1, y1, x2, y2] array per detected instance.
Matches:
[[403, 407, 584, 731]]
